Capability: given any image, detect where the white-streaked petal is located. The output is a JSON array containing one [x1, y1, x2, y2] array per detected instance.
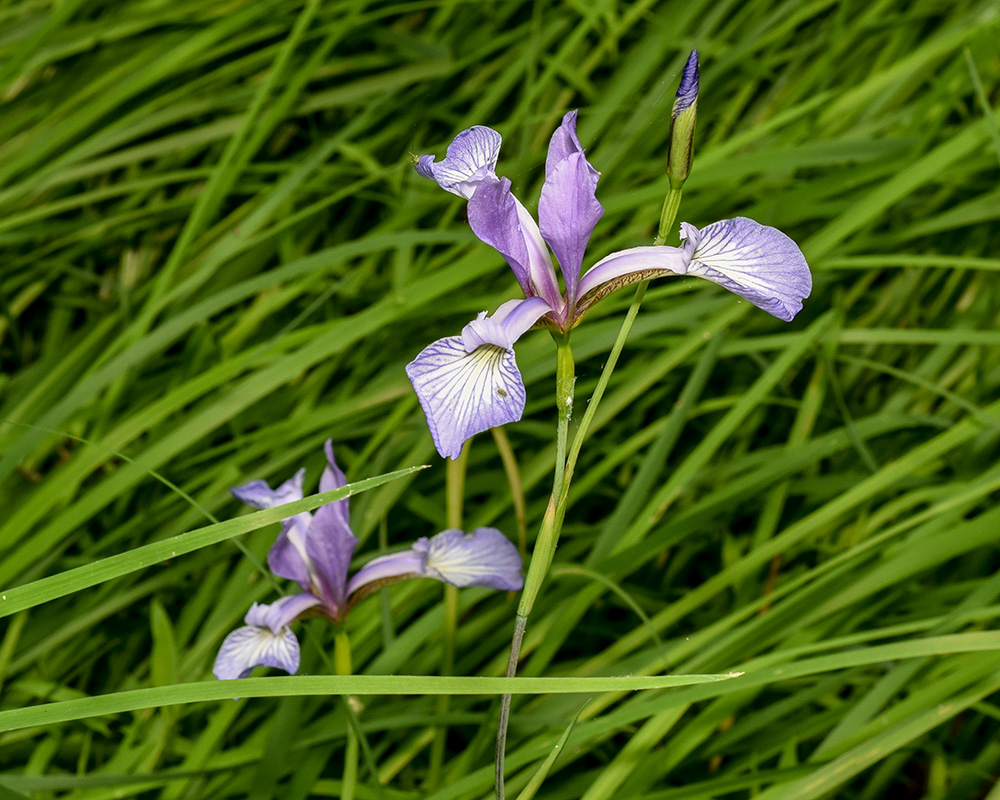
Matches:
[[420, 528, 524, 590], [406, 336, 526, 460], [684, 217, 812, 322], [415, 126, 502, 198], [213, 621, 300, 680]]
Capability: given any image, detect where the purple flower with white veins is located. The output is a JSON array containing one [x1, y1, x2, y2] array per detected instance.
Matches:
[[408, 106, 811, 460], [213, 440, 523, 680]]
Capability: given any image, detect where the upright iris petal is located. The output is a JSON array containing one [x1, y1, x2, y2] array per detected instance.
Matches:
[[406, 297, 551, 459], [538, 111, 604, 305], [301, 441, 358, 615]]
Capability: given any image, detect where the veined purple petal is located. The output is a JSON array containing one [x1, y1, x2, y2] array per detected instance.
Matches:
[[461, 297, 551, 352], [346, 528, 523, 596], [318, 439, 350, 526], [406, 336, 526, 460], [415, 126, 502, 199], [539, 112, 603, 303], [576, 244, 693, 299], [673, 51, 699, 118], [545, 110, 586, 176], [298, 442, 358, 615], [213, 602, 302, 680], [305, 504, 358, 616], [419, 528, 524, 590], [345, 550, 426, 596], [683, 218, 812, 321], [467, 177, 562, 308], [267, 526, 311, 590]]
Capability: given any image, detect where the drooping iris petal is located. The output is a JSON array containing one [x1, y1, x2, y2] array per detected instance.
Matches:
[[576, 244, 692, 300], [415, 126, 502, 199], [539, 111, 604, 302], [419, 528, 524, 590], [683, 218, 812, 322], [213, 600, 306, 680], [345, 528, 523, 596], [406, 336, 527, 460]]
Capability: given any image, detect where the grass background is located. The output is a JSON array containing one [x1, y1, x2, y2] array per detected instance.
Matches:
[[1, 0, 1000, 797]]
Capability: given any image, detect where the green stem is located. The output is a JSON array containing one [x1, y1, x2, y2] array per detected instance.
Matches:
[[335, 630, 358, 800], [495, 336, 575, 799], [654, 186, 683, 246]]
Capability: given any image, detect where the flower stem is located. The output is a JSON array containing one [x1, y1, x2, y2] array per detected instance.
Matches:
[[495, 336, 575, 799], [654, 186, 683, 246], [334, 630, 358, 800]]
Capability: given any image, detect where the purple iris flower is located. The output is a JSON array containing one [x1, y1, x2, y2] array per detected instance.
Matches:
[[408, 105, 811, 460], [213, 441, 523, 680]]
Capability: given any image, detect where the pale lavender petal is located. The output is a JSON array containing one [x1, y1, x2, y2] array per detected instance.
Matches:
[[683, 218, 812, 322], [213, 603, 302, 680], [539, 112, 603, 302], [576, 245, 692, 299], [672, 51, 699, 118], [406, 336, 526, 460], [415, 126, 502, 199], [420, 528, 524, 590], [345, 550, 426, 596], [461, 297, 551, 352]]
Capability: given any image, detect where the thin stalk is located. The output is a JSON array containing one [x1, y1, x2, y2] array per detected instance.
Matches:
[[495, 337, 574, 799], [429, 444, 469, 788], [335, 630, 358, 800]]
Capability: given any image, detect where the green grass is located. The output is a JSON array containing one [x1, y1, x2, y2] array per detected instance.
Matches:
[[1, 0, 999, 798]]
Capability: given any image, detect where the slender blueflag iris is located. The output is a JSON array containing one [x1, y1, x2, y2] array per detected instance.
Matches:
[[213, 441, 523, 679], [408, 57, 811, 460]]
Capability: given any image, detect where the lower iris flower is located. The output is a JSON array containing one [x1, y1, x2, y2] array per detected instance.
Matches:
[[213, 441, 523, 680]]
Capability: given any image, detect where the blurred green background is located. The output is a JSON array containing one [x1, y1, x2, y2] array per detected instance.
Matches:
[[1, 0, 1000, 797]]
